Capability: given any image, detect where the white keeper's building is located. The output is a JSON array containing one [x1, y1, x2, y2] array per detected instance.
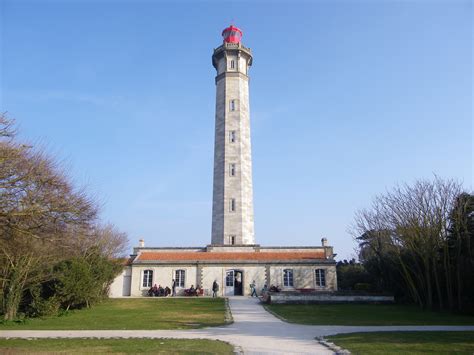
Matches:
[[110, 26, 337, 297]]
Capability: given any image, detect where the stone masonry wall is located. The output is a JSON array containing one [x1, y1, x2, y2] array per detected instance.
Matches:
[[123, 263, 336, 297], [211, 47, 255, 245]]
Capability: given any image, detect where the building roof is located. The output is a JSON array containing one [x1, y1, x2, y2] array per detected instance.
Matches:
[[135, 251, 326, 262]]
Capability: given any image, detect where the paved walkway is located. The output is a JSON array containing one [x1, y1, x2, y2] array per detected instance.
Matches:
[[2, 297, 474, 354]]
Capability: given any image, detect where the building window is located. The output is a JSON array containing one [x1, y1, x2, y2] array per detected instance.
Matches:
[[315, 269, 326, 287], [175, 269, 185, 288], [142, 270, 153, 288], [230, 163, 236, 176], [229, 131, 236, 143], [230, 235, 236, 245], [283, 269, 294, 287], [230, 99, 236, 111], [230, 60, 235, 69], [230, 198, 236, 212]]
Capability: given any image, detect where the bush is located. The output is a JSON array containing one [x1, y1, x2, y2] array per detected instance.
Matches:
[[336, 260, 373, 290], [54, 252, 123, 310], [354, 283, 372, 292], [25, 286, 60, 317]]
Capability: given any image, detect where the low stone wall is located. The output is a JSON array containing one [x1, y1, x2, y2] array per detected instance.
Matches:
[[264, 291, 394, 304]]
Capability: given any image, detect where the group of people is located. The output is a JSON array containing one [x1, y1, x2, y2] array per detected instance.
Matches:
[[147, 279, 279, 297], [184, 284, 202, 296], [249, 281, 281, 297], [268, 284, 281, 292], [182, 281, 220, 297], [148, 279, 178, 297], [147, 284, 171, 297], [147, 280, 219, 297]]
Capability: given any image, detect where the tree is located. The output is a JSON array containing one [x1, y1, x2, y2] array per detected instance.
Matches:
[[352, 177, 466, 310], [54, 251, 122, 311], [447, 193, 474, 311], [0, 142, 96, 319], [0, 116, 127, 320], [336, 259, 373, 291], [357, 230, 406, 299]]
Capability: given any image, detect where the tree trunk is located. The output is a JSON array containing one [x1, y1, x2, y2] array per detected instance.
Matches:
[[424, 258, 433, 309], [432, 257, 443, 310], [443, 239, 453, 311], [398, 254, 423, 307], [3, 256, 32, 321]]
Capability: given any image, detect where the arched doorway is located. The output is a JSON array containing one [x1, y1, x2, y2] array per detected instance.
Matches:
[[225, 269, 244, 296]]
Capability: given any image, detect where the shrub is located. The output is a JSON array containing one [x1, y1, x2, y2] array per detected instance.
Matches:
[[25, 286, 60, 317], [354, 283, 372, 292]]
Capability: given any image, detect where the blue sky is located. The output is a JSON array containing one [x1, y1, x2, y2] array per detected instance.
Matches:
[[1, 0, 472, 260]]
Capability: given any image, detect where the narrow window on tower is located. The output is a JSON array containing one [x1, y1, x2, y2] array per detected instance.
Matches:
[[230, 99, 236, 111], [230, 163, 236, 176], [230, 235, 236, 245], [230, 60, 235, 69], [230, 198, 236, 212], [229, 130, 236, 143]]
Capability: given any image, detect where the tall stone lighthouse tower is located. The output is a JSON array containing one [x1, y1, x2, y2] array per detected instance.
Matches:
[[211, 26, 255, 246]]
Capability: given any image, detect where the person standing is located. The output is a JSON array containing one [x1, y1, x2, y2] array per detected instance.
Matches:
[[250, 280, 258, 297], [212, 280, 219, 298], [172, 279, 176, 297]]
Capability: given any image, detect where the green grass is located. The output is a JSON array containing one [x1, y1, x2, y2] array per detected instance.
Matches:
[[1, 298, 227, 330], [327, 331, 474, 354], [265, 304, 474, 326], [0, 338, 233, 354]]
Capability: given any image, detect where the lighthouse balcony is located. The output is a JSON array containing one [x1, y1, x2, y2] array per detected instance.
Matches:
[[213, 42, 251, 54]]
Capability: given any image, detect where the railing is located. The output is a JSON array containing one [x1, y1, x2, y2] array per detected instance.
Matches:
[[214, 42, 251, 53]]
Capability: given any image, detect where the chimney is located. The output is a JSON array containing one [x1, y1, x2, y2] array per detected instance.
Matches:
[[321, 237, 328, 247], [138, 239, 145, 248]]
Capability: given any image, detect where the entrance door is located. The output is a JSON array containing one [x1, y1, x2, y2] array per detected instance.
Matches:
[[233, 270, 243, 296], [225, 270, 244, 296], [225, 270, 234, 296], [122, 275, 131, 296]]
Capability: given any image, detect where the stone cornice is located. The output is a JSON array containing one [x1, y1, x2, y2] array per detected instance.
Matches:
[[215, 71, 249, 84]]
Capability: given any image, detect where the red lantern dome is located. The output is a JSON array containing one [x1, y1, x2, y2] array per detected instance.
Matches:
[[222, 25, 243, 44]]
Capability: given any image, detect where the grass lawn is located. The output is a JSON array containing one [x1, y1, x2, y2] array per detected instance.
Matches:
[[327, 331, 474, 354], [265, 304, 474, 326], [1, 298, 226, 330], [0, 338, 233, 354]]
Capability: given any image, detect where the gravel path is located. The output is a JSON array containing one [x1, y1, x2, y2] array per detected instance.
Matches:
[[2, 297, 474, 354]]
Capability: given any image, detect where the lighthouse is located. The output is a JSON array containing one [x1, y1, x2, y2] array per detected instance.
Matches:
[[211, 26, 255, 245], [111, 25, 338, 300]]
